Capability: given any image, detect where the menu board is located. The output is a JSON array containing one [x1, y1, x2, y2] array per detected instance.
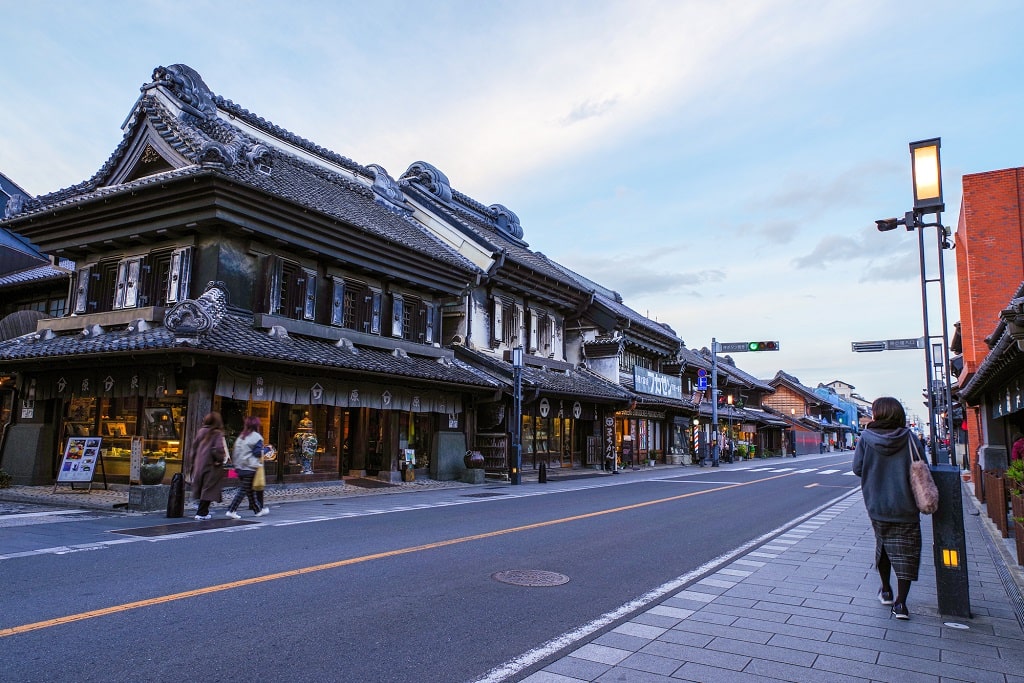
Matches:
[[56, 437, 103, 483]]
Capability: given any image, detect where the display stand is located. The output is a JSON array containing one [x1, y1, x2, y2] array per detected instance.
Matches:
[[52, 436, 108, 492]]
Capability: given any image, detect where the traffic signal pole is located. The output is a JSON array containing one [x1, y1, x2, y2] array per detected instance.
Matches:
[[711, 338, 719, 467]]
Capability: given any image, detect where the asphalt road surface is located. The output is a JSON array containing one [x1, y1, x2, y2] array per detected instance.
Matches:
[[0, 454, 858, 682]]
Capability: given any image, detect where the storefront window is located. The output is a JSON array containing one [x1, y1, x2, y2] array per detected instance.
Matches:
[[60, 395, 185, 482], [398, 412, 434, 469]]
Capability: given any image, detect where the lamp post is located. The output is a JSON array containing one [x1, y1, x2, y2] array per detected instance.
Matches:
[[726, 394, 734, 463], [511, 345, 523, 485], [710, 338, 720, 467], [875, 137, 969, 618]]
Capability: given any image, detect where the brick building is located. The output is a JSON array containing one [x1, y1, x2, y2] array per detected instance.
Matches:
[[955, 166, 1024, 474]]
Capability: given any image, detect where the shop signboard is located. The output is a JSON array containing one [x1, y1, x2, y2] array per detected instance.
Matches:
[[54, 437, 103, 487], [633, 367, 682, 400]]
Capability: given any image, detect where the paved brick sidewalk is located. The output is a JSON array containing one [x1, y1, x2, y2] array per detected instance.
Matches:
[[515, 490, 1024, 683]]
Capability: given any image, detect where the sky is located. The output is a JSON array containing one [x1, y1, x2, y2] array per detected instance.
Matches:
[[2, 0, 1023, 417]]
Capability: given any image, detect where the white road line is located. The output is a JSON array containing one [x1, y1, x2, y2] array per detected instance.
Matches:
[[1, 509, 90, 519]]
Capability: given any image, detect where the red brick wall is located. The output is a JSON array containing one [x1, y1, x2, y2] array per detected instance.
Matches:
[[956, 167, 1024, 378]]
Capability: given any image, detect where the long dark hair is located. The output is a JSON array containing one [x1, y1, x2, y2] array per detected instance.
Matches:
[[868, 396, 905, 430], [240, 415, 261, 438]]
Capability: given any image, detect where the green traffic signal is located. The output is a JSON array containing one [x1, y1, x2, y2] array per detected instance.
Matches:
[[747, 341, 780, 351]]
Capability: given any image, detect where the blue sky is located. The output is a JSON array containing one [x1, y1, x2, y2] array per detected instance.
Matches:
[[2, 0, 1023, 416]]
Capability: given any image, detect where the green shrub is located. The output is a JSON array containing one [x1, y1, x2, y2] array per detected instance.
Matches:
[[1007, 459, 1024, 494], [0, 469, 11, 488]]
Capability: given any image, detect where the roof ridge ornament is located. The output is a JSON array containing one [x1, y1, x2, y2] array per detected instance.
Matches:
[[335, 337, 359, 353], [367, 164, 410, 213], [164, 280, 229, 345], [150, 64, 217, 121], [401, 161, 452, 203], [489, 204, 523, 239]]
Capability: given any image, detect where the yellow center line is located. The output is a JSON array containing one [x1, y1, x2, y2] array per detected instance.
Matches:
[[1, 470, 800, 638]]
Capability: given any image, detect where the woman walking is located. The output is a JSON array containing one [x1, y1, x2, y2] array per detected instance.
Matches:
[[225, 415, 269, 519], [852, 396, 923, 620], [186, 412, 228, 521]]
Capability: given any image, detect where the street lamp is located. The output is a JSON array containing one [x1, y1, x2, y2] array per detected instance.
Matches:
[[511, 345, 523, 485], [875, 137, 969, 618], [726, 394, 734, 463]]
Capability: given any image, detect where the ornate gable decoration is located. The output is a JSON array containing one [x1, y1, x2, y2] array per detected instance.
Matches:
[[147, 64, 274, 174], [164, 280, 229, 345], [151, 64, 218, 121]]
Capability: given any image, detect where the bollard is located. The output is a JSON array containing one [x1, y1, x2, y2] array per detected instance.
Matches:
[[539, 460, 547, 483], [930, 463, 971, 617], [166, 472, 185, 518]]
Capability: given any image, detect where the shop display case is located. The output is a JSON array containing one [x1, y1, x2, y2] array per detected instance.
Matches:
[[476, 433, 508, 472]]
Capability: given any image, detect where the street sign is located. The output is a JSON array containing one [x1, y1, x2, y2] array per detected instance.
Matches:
[[886, 337, 925, 350], [851, 337, 925, 353], [851, 341, 885, 353], [697, 376, 708, 390]]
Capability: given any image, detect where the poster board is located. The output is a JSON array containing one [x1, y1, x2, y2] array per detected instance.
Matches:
[[54, 436, 105, 491], [129, 436, 144, 484]]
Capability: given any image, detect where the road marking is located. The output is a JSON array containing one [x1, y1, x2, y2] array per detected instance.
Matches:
[[0, 509, 90, 519], [818, 469, 841, 474], [0, 469, 812, 639]]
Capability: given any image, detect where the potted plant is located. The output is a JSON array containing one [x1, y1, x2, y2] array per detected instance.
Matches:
[[1006, 460, 1024, 565]]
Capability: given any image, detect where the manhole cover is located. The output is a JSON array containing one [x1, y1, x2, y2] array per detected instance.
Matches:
[[492, 570, 570, 587]]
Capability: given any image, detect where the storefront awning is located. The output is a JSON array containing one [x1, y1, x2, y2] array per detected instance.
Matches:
[[216, 367, 462, 413]]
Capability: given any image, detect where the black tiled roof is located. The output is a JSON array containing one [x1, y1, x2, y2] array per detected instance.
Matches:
[[400, 182, 587, 294], [0, 313, 498, 390], [0, 262, 71, 287], [2, 69, 477, 275], [454, 346, 632, 402]]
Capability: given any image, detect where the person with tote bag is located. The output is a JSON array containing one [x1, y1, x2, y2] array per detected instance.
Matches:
[[852, 396, 928, 620], [225, 415, 269, 519]]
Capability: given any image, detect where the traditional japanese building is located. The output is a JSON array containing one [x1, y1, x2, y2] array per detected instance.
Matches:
[[0, 64, 500, 485]]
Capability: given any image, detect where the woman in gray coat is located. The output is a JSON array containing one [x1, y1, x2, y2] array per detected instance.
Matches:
[[852, 396, 923, 620]]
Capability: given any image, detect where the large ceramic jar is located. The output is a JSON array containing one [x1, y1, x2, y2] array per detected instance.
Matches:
[[140, 457, 166, 485]]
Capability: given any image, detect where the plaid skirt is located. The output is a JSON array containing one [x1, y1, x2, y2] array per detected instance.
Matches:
[[872, 519, 922, 581]]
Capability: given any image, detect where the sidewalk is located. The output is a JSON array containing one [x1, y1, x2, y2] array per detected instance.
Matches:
[[514, 486, 1024, 683]]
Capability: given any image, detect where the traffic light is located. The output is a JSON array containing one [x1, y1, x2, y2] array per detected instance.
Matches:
[[747, 341, 780, 351]]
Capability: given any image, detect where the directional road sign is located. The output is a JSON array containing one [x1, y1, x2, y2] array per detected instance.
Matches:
[[851, 337, 925, 352]]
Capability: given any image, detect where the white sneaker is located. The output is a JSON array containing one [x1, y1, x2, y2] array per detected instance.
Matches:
[[225, 511, 241, 520], [194, 514, 212, 521], [255, 506, 270, 517]]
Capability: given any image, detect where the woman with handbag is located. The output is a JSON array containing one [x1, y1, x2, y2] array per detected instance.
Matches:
[[187, 412, 228, 521], [852, 396, 926, 620], [225, 415, 269, 519]]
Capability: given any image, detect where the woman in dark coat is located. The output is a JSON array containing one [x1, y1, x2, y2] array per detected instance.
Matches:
[[187, 412, 227, 521], [852, 396, 923, 620]]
